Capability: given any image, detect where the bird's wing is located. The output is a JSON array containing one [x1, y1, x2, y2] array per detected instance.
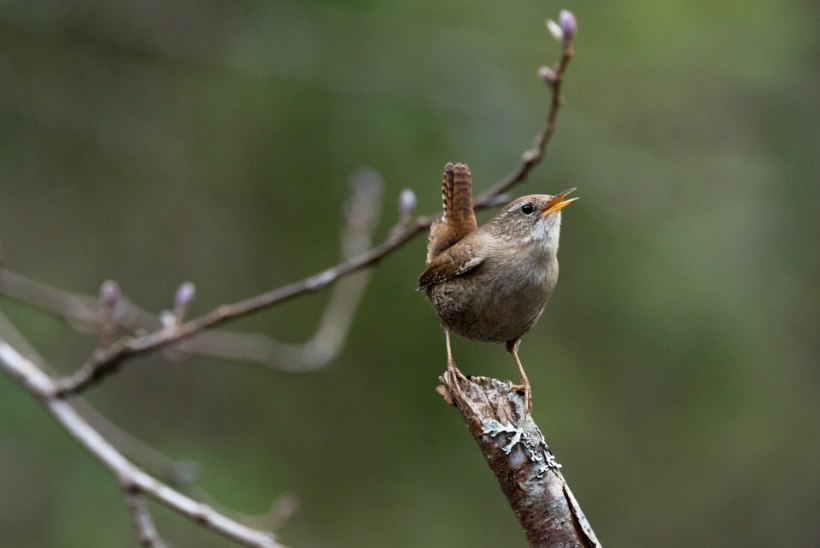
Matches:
[[418, 243, 484, 289]]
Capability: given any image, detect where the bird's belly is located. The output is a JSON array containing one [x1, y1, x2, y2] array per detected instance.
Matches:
[[428, 273, 552, 343]]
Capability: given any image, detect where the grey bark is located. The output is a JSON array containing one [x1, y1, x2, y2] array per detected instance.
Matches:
[[438, 371, 600, 548]]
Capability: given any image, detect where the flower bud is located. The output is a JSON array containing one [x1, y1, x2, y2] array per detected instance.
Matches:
[[174, 282, 196, 320], [398, 188, 417, 218], [538, 66, 557, 87], [100, 280, 120, 309], [559, 10, 577, 41], [546, 18, 563, 41]]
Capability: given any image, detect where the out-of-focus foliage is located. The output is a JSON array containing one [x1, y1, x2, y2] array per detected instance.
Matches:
[[1, 1, 818, 546]]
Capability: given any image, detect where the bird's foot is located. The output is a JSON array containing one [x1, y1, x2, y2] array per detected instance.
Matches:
[[446, 357, 466, 380], [510, 382, 532, 413]]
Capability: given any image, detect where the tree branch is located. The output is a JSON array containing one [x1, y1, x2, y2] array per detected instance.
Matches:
[[437, 371, 599, 548], [0, 337, 283, 548], [124, 490, 167, 548]]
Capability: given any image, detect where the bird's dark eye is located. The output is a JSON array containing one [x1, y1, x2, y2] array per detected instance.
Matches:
[[520, 203, 535, 215]]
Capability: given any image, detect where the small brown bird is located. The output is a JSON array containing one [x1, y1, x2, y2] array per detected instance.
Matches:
[[419, 162, 577, 411]]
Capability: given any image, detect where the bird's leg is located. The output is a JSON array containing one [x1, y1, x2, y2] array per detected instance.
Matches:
[[444, 329, 463, 376], [507, 339, 532, 412]]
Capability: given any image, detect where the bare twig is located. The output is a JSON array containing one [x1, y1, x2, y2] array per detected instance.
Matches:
[[254, 167, 383, 372], [124, 490, 167, 548], [0, 336, 283, 548], [71, 397, 202, 487], [0, 269, 103, 331], [0, 310, 201, 487], [438, 370, 599, 548]]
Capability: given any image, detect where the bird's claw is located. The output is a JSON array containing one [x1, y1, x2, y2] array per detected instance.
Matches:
[[447, 358, 464, 378], [510, 383, 532, 413]]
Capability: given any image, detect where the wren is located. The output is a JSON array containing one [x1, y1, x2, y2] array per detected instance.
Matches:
[[419, 162, 577, 411]]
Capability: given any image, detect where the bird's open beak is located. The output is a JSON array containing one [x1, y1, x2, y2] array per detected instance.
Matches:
[[541, 188, 579, 215]]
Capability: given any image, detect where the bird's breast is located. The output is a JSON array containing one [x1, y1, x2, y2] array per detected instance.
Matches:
[[428, 250, 559, 343]]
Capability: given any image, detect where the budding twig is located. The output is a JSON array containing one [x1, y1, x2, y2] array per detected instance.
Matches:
[[44, 15, 578, 397], [124, 490, 166, 548], [475, 11, 576, 206]]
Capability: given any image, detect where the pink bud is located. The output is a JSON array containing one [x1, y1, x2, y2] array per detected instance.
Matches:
[[100, 280, 120, 309], [174, 282, 196, 319], [559, 10, 577, 41]]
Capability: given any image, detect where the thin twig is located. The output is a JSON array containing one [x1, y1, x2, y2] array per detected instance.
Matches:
[[0, 337, 283, 548], [124, 490, 167, 548], [257, 168, 383, 372], [71, 397, 202, 487], [0, 310, 201, 487], [52, 216, 430, 395], [475, 35, 574, 206]]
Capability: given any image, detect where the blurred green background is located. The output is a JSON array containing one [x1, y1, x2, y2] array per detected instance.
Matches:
[[1, 1, 818, 546]]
